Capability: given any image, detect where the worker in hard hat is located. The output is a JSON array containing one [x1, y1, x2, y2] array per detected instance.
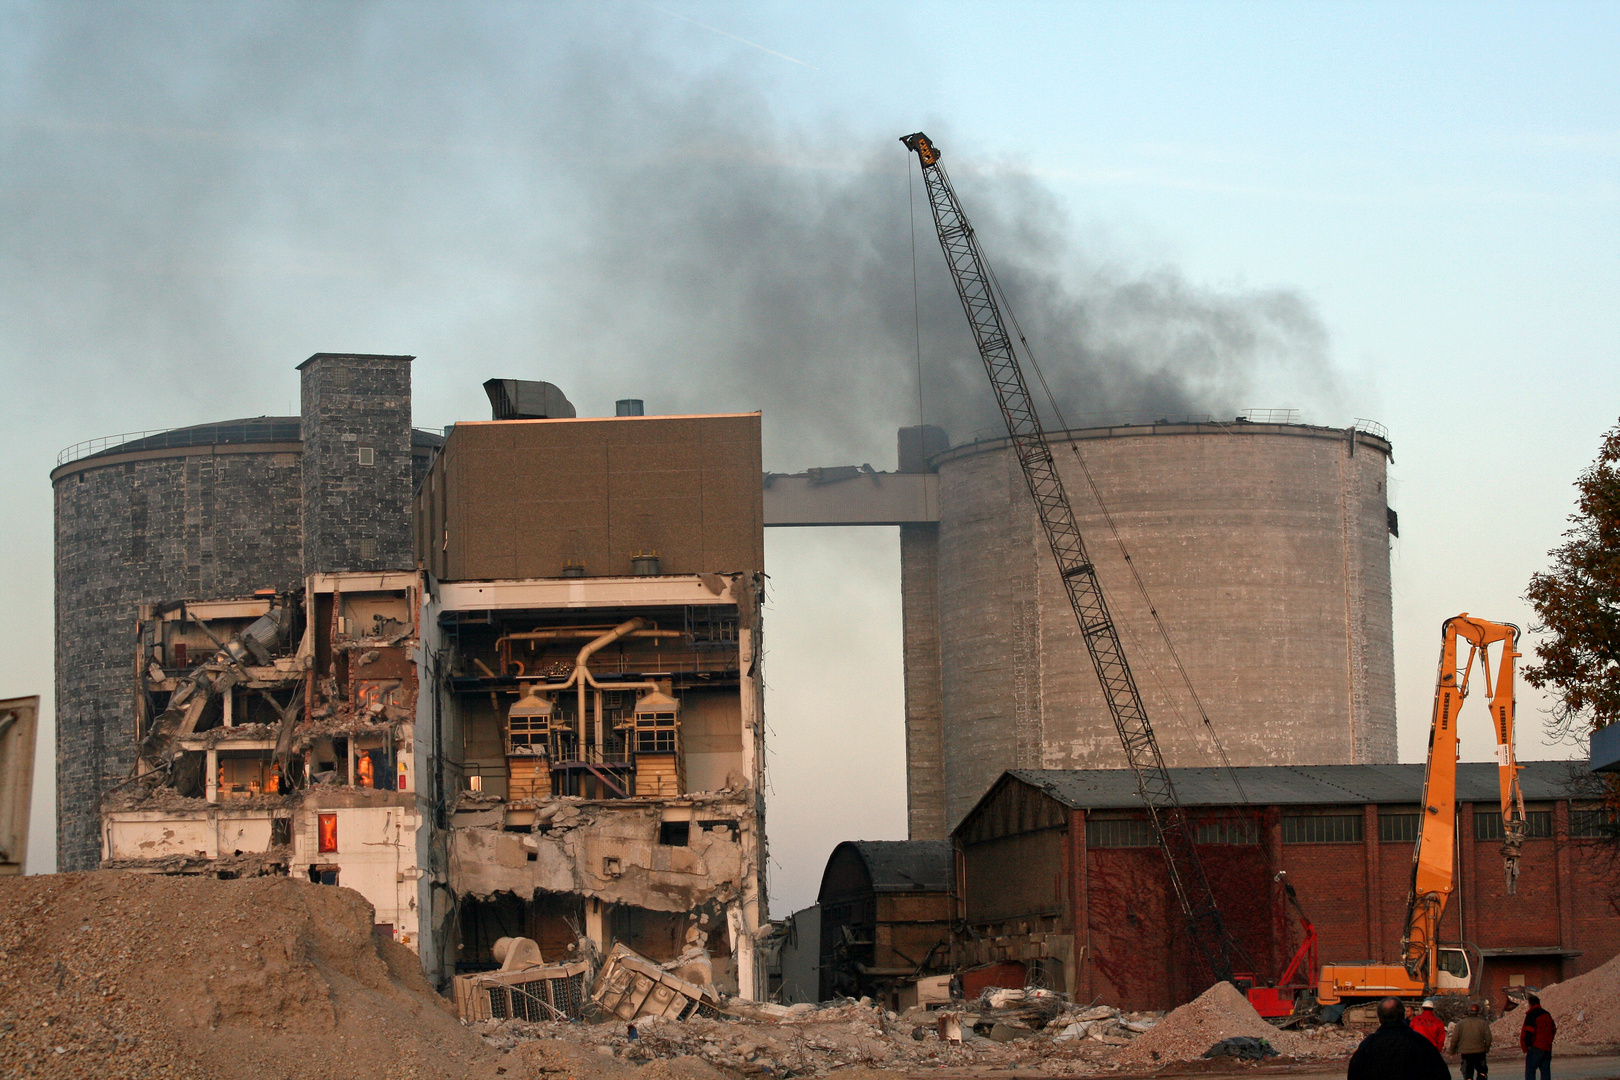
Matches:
[[1446, 1001, 1492, 1079], [1411, 999, 1446, 1051]]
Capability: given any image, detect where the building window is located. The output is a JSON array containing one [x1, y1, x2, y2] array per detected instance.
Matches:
[[318, 812, 338, 853], [1379, 813, 1421, 843], [1086, 818, 1156, 848], [1195, 819, 1259, 845], [633, 711, 678, 754], [357, 446, 375, 466], [1281, 814, 1363, 844], [1572, 808, 1619, 838], [358, 538, 377, 561], [658, 821, 690, 846], [1475, 810, 1554, 840]]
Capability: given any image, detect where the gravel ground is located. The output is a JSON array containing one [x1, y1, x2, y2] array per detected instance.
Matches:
[[0, 872, 500, 1080], [1492, 949, 1620, 1051]]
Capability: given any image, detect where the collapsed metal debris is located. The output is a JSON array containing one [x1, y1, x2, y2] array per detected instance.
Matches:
[[591, 942, 721, 1023], [455, 960, 592, 1022]]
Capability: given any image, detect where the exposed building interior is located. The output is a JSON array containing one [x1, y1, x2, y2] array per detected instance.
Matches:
[[65, 358, 770, 1000], [104, 571, 427, 948], [428, 572, 767, 997]]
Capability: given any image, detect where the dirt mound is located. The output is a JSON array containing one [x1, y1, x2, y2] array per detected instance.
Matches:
[[0, 872, 500, 1080], [1491, 951, 1620, 1050], [1113, 982, 1317, 1065]]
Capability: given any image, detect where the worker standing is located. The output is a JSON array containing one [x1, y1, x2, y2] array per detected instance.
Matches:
[[1412, 999, 1446, 1051], [1447, 1001, 1493, 1079], [1346, 998, 1450, 1080], [1520, 992, 1556, 1080]]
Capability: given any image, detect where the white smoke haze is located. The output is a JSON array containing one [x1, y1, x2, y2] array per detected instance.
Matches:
[[0, 2, 1345, 895]]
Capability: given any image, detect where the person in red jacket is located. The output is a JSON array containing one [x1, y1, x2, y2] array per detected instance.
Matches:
[[1411, 999, 1446, 1051], [1520, 992, 1557, 1080]]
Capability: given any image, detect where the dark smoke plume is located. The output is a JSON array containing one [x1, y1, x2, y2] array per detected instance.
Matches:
[[0, 3, 1338, 470]]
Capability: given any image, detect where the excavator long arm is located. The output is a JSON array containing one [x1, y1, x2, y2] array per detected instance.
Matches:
[[900, 131, 1251, 984], [1400, 613, 1525, 981]]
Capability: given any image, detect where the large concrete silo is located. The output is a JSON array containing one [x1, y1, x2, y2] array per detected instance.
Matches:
[[900, 419, 1397, 837]]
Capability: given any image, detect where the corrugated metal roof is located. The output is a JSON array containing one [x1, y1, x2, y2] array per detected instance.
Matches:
[[843, 840, 954, 893], [1005, 760, 1584, 811]]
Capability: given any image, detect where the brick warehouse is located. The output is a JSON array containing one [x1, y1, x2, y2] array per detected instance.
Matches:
[[953, 763, 1618, 1011]]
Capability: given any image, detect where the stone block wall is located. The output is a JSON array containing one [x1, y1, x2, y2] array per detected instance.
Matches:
[[299, 353, 414, 577], [52, 448, 303, 868]]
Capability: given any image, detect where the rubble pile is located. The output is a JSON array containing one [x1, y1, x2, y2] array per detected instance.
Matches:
[[1491, 951, 1620, 1049], [475, 997, 1123, 1075], [476, 983, 1357, 1077], [1113, 982, 1355, 1067], [0, 872, 500, 1080]]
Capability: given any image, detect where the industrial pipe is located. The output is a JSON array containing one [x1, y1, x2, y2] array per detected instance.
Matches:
[[495, 625, 681, 677]]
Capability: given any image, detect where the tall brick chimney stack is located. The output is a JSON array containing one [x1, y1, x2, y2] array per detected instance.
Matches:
[[298, 353, 414, 577]]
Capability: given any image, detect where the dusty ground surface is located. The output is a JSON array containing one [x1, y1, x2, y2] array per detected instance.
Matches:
[[474, 982, 1358, 1079], [0, 872, 1352, 1080], [0, 872, 501, 1080], [17, 871, 1620, 1080]]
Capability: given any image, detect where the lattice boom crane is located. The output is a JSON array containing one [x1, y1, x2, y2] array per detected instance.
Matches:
[[900, 131, 1250, 985]]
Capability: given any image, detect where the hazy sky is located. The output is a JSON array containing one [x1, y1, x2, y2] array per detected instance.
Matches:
[[3, 2, 1616, 913]]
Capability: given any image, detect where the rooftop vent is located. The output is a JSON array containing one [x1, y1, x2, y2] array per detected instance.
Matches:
[[483, 380, 576, 421]]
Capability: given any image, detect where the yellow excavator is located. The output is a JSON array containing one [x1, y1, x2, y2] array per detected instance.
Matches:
[[1317, 615, 1526, 1007]]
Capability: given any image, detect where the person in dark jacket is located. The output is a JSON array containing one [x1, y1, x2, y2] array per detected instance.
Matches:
[[1520, 992, 1556, 1080], [1347, 997, 1450, 1080]]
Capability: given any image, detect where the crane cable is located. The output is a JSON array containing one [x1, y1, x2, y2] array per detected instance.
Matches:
[[908, 161, 926, 433], [971, 221, 1250, 806]]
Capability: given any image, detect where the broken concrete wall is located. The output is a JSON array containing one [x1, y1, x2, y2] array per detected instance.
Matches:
[[451, 800, 749, 911]]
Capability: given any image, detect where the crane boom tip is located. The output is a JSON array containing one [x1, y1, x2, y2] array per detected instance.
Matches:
[[899, 132, 940, 166]]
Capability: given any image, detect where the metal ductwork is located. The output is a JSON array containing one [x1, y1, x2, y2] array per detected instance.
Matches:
[[483, 379, 576, 421]]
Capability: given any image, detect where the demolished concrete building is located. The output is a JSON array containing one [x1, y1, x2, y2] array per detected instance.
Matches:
[[62, 356, 769, 998]]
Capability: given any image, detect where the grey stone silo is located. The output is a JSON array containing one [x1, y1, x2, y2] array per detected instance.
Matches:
[[901, 421, 1398, 838], [51, 419, 305, 869], [51, 354, 437, 870]]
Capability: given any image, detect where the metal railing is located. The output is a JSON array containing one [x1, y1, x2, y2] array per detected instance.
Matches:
[[963, 408, 1317, 446], [60, 421, 444, 466], [57, 429, 172, 466], [57, 421, 305, 466], [1352, 417, 1389, 440], [1236, 407, 1302, 425]]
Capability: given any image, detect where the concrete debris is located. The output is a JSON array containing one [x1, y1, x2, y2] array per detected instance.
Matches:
[[0, 872, 500, 1080], [1491, 948, 1620, 1048], [1114, 981, 1357, 1067], [462, 982, 1357, 1078]]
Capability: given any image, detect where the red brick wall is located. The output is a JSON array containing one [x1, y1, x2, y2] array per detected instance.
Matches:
[[1065, 799, 1620, 1011]]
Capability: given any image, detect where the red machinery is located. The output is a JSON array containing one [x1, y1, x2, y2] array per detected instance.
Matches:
[[1238, 873, 1320, 1018]]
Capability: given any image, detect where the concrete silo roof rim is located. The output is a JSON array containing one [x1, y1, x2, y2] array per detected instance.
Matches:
[[928, 420, 1393, 471]]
